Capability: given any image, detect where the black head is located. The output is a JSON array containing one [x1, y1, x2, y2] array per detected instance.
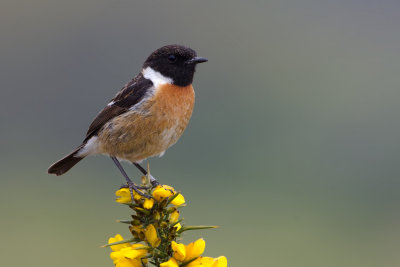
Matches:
[[143, 44, 207, 87]]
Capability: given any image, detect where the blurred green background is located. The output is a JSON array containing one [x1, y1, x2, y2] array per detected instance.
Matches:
[[2, 0, 400, 266]]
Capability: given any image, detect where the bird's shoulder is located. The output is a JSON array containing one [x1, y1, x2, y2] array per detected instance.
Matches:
[[84, 73, 153, 142]]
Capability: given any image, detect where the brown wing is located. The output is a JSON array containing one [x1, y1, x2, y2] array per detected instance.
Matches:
[[83, 74, 153, 142], [83, 105, 127, 142]]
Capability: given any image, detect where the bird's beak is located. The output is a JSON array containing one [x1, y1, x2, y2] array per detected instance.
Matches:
[[186, 57, 208, 64]]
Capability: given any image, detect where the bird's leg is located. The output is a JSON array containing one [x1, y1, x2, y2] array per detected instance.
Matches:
[[133, 162, 160, 188], [111, 157, 151, 199], [133, 163, 173, 195]]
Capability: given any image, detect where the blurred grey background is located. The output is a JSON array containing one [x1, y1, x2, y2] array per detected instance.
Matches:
[[1, 0, 400, 266]]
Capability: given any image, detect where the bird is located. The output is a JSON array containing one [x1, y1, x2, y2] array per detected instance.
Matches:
[[48, 44, 207, 197]]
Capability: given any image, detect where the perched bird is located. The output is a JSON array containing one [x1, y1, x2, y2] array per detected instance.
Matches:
[[48, 44, 207, 196]]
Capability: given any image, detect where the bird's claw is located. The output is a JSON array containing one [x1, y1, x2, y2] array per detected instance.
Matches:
[[121, 182, 152, 199], [151, 179, 160, 188]]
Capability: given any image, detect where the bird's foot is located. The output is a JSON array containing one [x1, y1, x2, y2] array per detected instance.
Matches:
[[120, 182, 152, 199], [149, 178, 174, 194], [140, 173, 160, 189], [150, 176, 160, 188]]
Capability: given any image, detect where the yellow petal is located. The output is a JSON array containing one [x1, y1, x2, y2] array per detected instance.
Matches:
[[187, 257, 215, 267], [185, 238, 206, 261], [174, 223, 182, 231], [120, 248, 137, 259], [115, 188, 129, 197], [130, 259, 142, 267], [143, 198, 154, 209], [170, 210, 180, 223], [108, 233, 123, 244], [110, 250, 124, 261], [145, 224, 161, 247], [120, 247, 146, 260], [114, 258, 131, 267], [152, 185, 174, 201], [160, 258, 179, 267], [111, 245, 148, 264], [162, 185, 175, 191], [133, 192, 142, 201], [212, 256, 228, 267], [171, 241, 186, 261], [115, 188, 132, 204], [171, 194, 185, 206], [115, 257, 141, 267], [131, 244, 148, 258], [108, 234, 130, 252]]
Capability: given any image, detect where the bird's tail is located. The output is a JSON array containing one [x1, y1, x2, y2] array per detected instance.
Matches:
[[48, 144, 85, 176]]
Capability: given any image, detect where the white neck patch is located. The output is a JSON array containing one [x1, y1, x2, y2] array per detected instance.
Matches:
[[142, 67, 173, 88]]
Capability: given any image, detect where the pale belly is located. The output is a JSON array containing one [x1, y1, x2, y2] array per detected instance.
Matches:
[[97, 84, 194, 162]]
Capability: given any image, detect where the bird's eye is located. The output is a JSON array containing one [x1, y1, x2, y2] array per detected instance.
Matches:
[[167, 54, 177, 62]]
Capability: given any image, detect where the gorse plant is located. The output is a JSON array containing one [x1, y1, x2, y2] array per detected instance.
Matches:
[[103, 171, 227, 267]]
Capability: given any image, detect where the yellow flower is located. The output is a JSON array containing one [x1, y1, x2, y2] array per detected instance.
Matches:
[[133, 193, 142, 201], [116, 188, 143, 204], [114, 257, 142, 267], [110, 248, 134, 262], [152, 185, 174, 201], [115, 188, 132, 204], [187, 257, 215, 267], [130, 244, 148, 259], [110, 243, 148, 267], [145, 224, 161, 247], [152, 185, 185, 206], [174, 222, 182, 231], [110, 245, 146, 261], [143, 198, 154, 209], [171, 241, 186, 261], [171, 238, 205, 263], [171, 194, 185, 206], [160, 257, 179, 267], [108, 234, 130, 252], [169, 210, 180, 223], [212, 256, 228, 267], [185, 238, 206, 261], [186, 256, 227, 267]]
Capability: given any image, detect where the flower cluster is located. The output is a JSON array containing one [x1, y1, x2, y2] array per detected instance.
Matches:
[[116, 185, 184, 246], [105, 178, 227, 267]]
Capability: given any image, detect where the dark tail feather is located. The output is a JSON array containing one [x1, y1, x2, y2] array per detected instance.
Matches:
[[48, 144, 85, 176]]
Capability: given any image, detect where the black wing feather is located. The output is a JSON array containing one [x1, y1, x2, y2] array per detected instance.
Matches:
[[83, 74, 153, 142]]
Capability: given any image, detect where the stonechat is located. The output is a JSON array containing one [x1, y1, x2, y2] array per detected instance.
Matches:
[[48, 44, 207, 197]]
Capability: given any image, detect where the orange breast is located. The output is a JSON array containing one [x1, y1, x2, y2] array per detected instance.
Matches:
[[98, 84, 195, 162]]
